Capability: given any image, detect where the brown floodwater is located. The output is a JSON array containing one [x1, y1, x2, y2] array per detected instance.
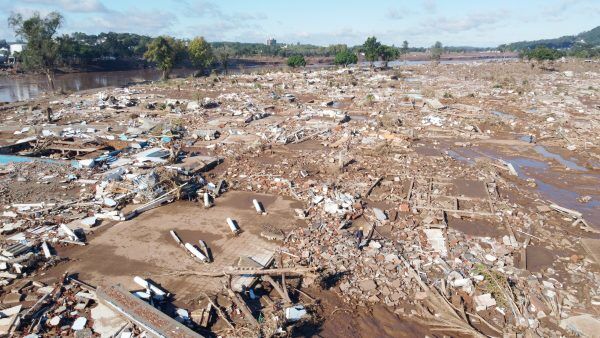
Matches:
[[0, 68, 194, 103]]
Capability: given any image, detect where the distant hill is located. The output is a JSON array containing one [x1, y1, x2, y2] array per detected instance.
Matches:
[[502, 26, 600, 50]]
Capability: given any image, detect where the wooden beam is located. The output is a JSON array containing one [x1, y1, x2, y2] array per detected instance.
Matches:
[[484, 182, 495, 214], [200, 293, 234, 329], [277, 254, 291, 304], [366, 177, 383, 197], [406, 179, 414, 203], [166, 266, 319, 278], [263, 275, 291, 304], [414, 206, 495, 217], [226, 288, 259, 328]]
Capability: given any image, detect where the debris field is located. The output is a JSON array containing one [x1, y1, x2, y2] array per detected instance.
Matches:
[[0, 59, 599, 337]]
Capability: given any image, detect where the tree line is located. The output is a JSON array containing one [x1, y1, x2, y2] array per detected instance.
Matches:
[[6, 11, 474, 90]]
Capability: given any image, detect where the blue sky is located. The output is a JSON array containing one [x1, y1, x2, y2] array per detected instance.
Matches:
[[1, 0, 599, 47]]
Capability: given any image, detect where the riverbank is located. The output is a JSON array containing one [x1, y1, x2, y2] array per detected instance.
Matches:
[[1, 54, 523, 104], [1, 51, 517, 76]]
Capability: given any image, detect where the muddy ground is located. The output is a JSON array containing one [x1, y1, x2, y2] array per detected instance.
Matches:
[[1, 59, 599, 337]]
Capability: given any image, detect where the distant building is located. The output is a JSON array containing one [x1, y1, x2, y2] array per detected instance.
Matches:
[[266, 38, 276, 46], [9, 43, 25, 56]]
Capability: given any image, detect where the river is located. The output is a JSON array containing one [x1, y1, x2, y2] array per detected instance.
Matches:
[[0, 68, 194, 103], [0, 58, 517, 103]]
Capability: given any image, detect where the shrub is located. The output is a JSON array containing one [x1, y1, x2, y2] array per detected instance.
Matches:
[[521, 46, 564, 61], [287, 55, 306, 68], [334, 50, 358, 66]]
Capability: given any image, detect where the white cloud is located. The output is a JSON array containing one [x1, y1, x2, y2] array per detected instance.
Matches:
[[68, 8, 178, 35], [21, 0, 108, 13], [184, 0, 267, 22], [421, 9, 509, 34]]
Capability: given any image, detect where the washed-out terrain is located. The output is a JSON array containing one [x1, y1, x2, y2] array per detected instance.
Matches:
[[0, 59, 599, 337]]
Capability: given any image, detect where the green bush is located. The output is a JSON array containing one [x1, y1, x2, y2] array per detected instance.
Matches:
[[334, 50, 358, 66], [287, 55, 306, 68], [521, 46, 564, 61]]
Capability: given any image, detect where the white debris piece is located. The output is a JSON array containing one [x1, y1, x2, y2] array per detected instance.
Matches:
[[423, 228, 447, 257], [60, 223, 79, 241], [285, 305, 307, 322], [253, 199, 265, 214], [133, 276, 167, 299], [373, 208, 387, 221], [184, 243, 208, 262], [226, 218, 240, 234], [72, 317, 87, 331], [474, 293, 497, 311]]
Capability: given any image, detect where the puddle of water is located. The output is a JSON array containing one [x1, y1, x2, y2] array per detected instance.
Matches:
[[535, 180, 600, 221], [518, 135, 534, 143], [492, 110, 515, 120], [453, 147, 599, 227], [506, 156, 599, 225], [533, 145, 587, 171], [509, 157, 548, 173], [0, 154, 58, 166], [446, 150, 475, 165]]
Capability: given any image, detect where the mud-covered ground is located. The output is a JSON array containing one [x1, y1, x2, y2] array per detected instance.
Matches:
[[0, 59, 599, 337]]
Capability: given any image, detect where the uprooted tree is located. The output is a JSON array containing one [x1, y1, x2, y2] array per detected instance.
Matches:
[[143, 36, 186, 80], [8, 11, 63, 91]]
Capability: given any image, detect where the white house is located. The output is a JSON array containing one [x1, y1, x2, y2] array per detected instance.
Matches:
[[9, 43, 25, 56]]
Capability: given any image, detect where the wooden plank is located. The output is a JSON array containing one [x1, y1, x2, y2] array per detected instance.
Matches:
[[365, 177, 383, 197], [262, 275, 291, 304], [484, 182, 495, 214], [226, 288, 259, 328], [277, 254, 291, 304], [406, 179, 415, 203], [414, 205, 495, 217], [201, 293, 234, 329]]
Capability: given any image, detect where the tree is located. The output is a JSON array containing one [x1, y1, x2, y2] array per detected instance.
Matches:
[[8, 11, 63, 91], [521, 46, 564, 61], [328, 44, 348, 56], [334, 50, 358, 66], [188, 36, 213, 74], [430, 41, 443, 61], [379, 45, 399, 68], [214, 46, 234, 75], [287, 54, 306, 68], [363, 36, 382, 65], [401, 40, 409, 55], [143, 36, 184, 80]]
